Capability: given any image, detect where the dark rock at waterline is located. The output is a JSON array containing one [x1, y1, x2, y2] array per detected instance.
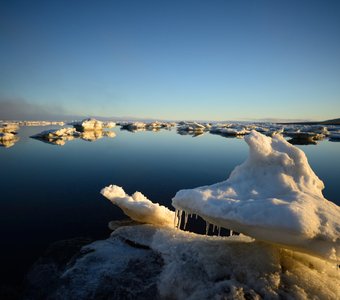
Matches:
[[22, 227, 163, 300], [23, 237, 94, 300]]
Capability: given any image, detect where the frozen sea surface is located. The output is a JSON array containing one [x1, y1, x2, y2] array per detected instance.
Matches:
[[0, 126, 340, 285]]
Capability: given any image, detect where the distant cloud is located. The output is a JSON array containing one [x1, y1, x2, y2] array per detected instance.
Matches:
[[0, 97, 69, 121]]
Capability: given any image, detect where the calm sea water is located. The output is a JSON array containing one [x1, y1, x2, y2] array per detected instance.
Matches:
[[1, 126, 339, 284]]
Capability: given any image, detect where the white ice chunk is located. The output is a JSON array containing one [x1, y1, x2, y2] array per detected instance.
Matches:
[[101, 185, 175, 227], [32, 127, 77, 139], [73, 118, 104, 131], [172, 130, 340, 262]]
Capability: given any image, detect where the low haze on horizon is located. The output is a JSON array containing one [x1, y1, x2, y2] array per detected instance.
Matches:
[[1, 0, 340, 121]]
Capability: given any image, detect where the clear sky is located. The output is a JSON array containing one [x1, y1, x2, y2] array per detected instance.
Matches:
[[1, 0, 340, 121]]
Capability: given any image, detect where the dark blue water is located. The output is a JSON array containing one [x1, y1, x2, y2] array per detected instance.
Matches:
[[0, 126, 339, 284]]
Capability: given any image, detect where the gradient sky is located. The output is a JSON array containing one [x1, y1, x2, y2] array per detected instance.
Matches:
[[1, 0, 340, 120]]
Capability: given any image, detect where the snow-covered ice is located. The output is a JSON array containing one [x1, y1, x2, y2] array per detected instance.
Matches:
[[101, 185, 175, 227], [0, 122, 19, 133], [120, 121, 176, 132], [31, 127, 77, 139], [31, 224, 339, 299], [72, 118, 110, 131], [173, 131, 340, 262], [31, 126, 116, 145]]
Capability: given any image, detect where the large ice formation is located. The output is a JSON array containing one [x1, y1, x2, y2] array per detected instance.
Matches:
[[173, 130, 340, 261], [102, 131, 340, 263]]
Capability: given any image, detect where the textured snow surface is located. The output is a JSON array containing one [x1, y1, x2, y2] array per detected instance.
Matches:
[[173, 131, 340, 261], [101, 185, 175, 227], [40, 225, 339, 299]]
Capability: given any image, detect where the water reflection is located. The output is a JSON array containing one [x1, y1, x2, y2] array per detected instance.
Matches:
[[288, 138, 317, 145], [0, 134, 19, 148], [81, 130, 116, 142]]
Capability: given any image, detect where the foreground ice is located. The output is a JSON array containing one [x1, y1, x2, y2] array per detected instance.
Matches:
[[102, 131, 340, 263], [101, 185, 175, 227], [25, 224, 340, 299], [173, 131, 340, 262]]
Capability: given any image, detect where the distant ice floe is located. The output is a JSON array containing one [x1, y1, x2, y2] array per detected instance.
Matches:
[[41, 118, 338, 143], [31, 119, 116, 145], [31, 128, 79, 146], [0, 132, 19, 148], [102, 131, 340, 264], [0, 122, 20, 133], [0, 122, 20, 147], [18, 120, 65, 126], [173, 121, 340, 144], [72, 118, 115, 131], [120, 121, 176, 132]]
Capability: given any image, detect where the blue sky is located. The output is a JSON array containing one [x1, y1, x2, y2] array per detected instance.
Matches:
[[1, 0, 340, 120]]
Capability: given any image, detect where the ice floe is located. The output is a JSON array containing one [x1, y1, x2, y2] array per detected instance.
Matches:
[[31, 126, 116, 145], [0, 132, 19, 148], [120, 121, 175, 132], [18, 120, 65, 126], [0, 122, 19, 133], [173, 131, 340, 262], [72, 118, 105, 131]]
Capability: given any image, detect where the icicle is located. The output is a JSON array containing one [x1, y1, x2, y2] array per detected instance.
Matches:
[[195, 214, 198, 220], [212, 224, 216, 233], [230, 229, 233, 236], [174, 209, 178, 228], [205, 221, 210, 235], [183, 211, 189, 230], [177, 210, 183, 229], [218, 226, 221, 236]]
